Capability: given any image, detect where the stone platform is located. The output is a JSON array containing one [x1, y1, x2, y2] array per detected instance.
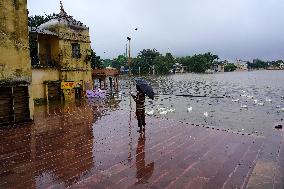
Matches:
[[0, 102, 283, 189]]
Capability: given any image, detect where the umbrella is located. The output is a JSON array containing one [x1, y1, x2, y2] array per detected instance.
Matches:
[[135, 78, 155, 100]]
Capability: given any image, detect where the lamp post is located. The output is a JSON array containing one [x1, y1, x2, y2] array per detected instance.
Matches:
[[127, 37, 131, 76], [127, 36, 132, 163]]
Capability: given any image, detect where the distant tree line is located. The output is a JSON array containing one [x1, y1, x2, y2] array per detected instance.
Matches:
[[247, 59, 284, 70], [90, 49, 220, 75]]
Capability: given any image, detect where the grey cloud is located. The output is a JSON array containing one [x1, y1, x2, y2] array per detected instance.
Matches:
[[28, 0, 284, 61]]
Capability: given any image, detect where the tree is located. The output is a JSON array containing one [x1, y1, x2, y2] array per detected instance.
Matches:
[[153, 53, 175, 75], [179, 52, 219, 73], [102, 59, 113, 68], [28, 14, 56, 29], [224, 63, 237, 72], [112, 55, 127, 69], [247, 59, 268, 69], [132, 49, 160, 74], [90, 49, 103, 69]]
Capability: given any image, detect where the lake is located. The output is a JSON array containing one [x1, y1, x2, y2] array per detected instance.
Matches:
[[119, 70, 284, 136]]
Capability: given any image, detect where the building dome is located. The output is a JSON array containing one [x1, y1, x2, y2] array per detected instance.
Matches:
[[38, 1, 88, 31]]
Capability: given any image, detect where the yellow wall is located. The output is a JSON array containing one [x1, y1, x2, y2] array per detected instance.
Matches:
[[0, 0, 34, 119], [0, 0, 31, 80], [32, 69, 60, 99]]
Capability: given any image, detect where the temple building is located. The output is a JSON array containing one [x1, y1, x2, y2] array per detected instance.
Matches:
[[30, 2, 93, 101], [0, 0, 34, 125]]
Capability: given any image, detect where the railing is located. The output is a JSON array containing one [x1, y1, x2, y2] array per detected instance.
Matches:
[[32, 56, 61, 69]]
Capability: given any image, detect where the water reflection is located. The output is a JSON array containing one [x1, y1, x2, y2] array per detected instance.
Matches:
[[0, 102, 95, 188], [135, 130, 155, 185], [0, 97, 123, 189]]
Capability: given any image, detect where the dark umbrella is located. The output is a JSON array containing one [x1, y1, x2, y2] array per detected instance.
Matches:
[[135, 78, 155, 100]]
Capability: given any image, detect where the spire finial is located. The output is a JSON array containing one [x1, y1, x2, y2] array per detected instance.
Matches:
[[60, 1, 64, 11], [59, 1, 67, 16]]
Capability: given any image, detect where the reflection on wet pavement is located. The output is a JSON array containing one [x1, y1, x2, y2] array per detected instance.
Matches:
[[2, 98, 282, 188], [135, 131, 154, 185]]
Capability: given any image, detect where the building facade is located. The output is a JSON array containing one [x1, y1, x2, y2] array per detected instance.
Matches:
[[30, 2, 93, 101], [235, 59, 248, 71], [0, 0, 34, 125]]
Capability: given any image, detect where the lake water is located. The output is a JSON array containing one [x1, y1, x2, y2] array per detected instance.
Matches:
[[119, 70, 284, 136]]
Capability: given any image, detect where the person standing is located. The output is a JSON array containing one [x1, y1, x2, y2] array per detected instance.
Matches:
[[131, 85, 146, 130]]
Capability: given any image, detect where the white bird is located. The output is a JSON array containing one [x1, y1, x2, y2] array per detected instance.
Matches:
[[241, 90, 246, 93], [204, 112, 208, 117], [187, 107, 193, 112], [247, 95, 254, 99], [160, 111, 168, 115], [257, 102, 264, 106], [253, 100, 258, 104], [167, 108, 175, 113], [241, 104, 248, 108], [232, 99, 239, 102], [146, 110, 155, 115], [158, 107, 166, 112], [266, 97, 272, 102]]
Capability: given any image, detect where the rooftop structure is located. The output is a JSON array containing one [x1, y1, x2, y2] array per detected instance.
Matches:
[[30, 1, 93, 101]]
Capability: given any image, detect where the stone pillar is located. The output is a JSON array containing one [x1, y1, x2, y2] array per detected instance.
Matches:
[[109, 77, 113, 92], [45, 83, 49, 104], [115, 77, 119, 91], [99, 78, 102, 89], [103, 78, 106, 90]]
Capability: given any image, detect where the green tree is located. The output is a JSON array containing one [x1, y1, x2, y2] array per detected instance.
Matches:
[[224, 63, 237, 72], [112, 55, 127, 69], [180, 52, 219, 73], [90, 49, 103, 69], [153, 53, 175, 75], [247, 59, 268, 69], [102, 59, 113, 68], [132, 49, 160, 74], [28, 14, 56, 29]]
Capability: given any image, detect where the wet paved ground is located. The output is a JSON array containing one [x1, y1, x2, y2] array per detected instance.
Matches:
[[1, 101, 284, 189]]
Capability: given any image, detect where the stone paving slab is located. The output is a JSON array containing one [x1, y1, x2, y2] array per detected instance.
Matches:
[[0, 102, 283, 189]]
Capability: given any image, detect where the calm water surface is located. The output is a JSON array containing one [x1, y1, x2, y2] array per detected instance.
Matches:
[[120, 70, 284, 136]]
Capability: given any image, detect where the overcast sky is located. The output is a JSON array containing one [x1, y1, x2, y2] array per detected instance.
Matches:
[[28, 0, 284, 61]]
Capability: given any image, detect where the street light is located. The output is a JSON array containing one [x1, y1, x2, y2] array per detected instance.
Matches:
[[127, 37, 131, 76]]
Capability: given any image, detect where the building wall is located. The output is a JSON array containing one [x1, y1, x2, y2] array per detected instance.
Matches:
[[0, 0, 34, 119], [58, 27, 92, 81], [32, 69, 60, 99], [58, 25, 93, 94], [0, 0, 31, 80]]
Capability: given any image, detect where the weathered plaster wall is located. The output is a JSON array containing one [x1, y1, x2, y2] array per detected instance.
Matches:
[[58, 27, 92, 71], [32, 69, 60, 99], [0, 0, 31, 81]]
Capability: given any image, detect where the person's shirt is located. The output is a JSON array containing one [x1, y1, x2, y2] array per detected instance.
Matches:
[[136, 92, 145, 110]]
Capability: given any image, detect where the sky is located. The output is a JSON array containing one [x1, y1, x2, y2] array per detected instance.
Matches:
[[28, 0, 284, 62]]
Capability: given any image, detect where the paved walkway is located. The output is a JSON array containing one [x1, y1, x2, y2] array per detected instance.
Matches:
[[0, 102, 283, 189]]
